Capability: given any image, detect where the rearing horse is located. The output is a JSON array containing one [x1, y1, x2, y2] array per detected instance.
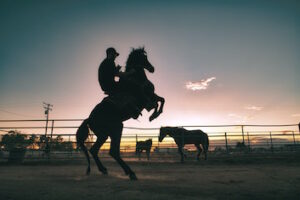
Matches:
[[120, 48, 165, 120], [76, 48, 164, 180]]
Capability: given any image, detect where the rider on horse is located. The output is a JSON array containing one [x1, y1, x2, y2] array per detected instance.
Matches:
[[98, 47, 123, 96], [98, 47, 155, 119], [77, 47, 165, 180]]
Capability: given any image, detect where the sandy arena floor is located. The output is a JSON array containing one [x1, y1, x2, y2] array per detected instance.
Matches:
[[0, 156, 300, 200]]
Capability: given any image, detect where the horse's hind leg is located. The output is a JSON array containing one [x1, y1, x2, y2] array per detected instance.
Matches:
[[195, 144, 202, 161], [109, 125, 137, 180], [146, 149, 150, 160], [76, 119, 91, 175], [203, 144, 208, 160], [138, 150, 141, 160], [78, 142, 91, 175], [90, 135, 108, 174]]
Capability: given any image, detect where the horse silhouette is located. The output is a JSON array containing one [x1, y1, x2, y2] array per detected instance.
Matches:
[[119, 48, 165, 121], [136, 139, 152, 160], [76, 48, 164, 180], [159, 127, 209, 163]]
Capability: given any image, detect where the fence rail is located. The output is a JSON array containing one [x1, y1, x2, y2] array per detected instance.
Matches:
[[0, 119, 300, 161]]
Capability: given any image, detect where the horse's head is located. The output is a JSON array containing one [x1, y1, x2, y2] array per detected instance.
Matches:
[[159, 127, 171, 142], [147, 139, 152, 145], [126, 47, 154, 73]]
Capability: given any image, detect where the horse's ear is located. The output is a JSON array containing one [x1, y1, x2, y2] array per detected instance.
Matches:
[[137, 46, 145, 52]]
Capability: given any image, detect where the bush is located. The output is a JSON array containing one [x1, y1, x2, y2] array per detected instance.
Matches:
[[50, 135, 74, 151], [235, 142, 248, 152], [0, 131, 33, 163]]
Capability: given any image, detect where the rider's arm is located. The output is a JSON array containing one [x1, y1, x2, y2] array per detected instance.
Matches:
[[116, 68, 136, 79]]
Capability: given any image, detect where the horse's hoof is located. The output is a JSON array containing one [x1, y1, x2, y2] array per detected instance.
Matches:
[[129, 173, 138, 181], [101, 169, 108, 175], [86, 168, 91, 175]]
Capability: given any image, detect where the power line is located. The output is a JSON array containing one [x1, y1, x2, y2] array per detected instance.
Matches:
[[0, 108, 39, 118]]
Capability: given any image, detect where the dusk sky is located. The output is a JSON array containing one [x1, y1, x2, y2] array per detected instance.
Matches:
[[1, 0, 300, 129]]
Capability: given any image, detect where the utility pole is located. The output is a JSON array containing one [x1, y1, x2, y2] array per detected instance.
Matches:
[[43, 102, 53, 137]]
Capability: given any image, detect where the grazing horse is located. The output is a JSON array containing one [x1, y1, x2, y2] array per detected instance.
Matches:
[[136, 139, 152, 160], [76, 48, 164, 180], [159, 127, 209, 163]]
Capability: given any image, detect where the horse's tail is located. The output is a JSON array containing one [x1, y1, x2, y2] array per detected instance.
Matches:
[[200, 132, 209, 160], [76, 119, 91, 174], [205, 132, 209, 151], [76, 119, 89, 147]]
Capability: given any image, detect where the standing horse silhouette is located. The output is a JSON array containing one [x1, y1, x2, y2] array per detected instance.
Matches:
[[76, 48, 164, 180], [136, 139, 152, 160], [159, 127, 209, 163]]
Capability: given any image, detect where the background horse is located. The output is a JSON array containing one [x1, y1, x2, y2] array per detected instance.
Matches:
[[76, 48, 164, 180], [159, 127, 209, 163], [136, 139, 152, 160]]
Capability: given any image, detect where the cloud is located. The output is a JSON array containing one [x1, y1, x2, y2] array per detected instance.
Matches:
[[228, 113, 253, 123], [291, 114, 300, 117], [244, 105, 263, 111], [185, 77, 216, 91], [228, 113, 240, 118]]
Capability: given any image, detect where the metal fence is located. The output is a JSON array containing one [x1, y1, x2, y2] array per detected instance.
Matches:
[[0, 119, 300, 161]]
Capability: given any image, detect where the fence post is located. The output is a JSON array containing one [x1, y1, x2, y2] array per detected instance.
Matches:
[[241, 125, 245, 144], [247, 132, 251, 151], [225, 132, 228, 153], [49, 120, 54, 153], [50, 120, 54, 140], [157, 135, 160, 150], [181, 131, 184, 151], [292, 131, 296, 145], [135, 134, 138, 154], [69, 135, 71, 157], [269, 132, 273, 152]]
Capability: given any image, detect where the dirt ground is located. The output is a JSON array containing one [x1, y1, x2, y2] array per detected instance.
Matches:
[[0, 156, 300, 200]]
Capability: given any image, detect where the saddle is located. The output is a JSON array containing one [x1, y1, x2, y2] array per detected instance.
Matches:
[[105, 93, 142, 119]]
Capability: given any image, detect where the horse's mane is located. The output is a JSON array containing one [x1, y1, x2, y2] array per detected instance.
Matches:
[[126, 47, 146, 67], [166, 126, 185, 130], [162, 126, 186, 135]]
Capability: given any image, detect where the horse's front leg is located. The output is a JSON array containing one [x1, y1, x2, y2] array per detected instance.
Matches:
[[149, 95, 165, 121], [137, 149, 141, 160], [109, 124, 137, 180], [149, 103, 158, 121], [156, 95, 165, 114], [195, 144, 202, 161], [178, 145, 185, 163]]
